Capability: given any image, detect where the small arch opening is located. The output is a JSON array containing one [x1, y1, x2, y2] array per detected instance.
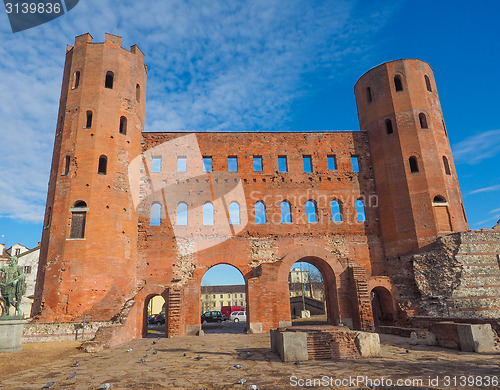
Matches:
[[119, 116, 127, 135], [98, 155, 107, 175], [419, 113, 428, 129], [366, 87, 372, 103], [409, 156, 419, 173], [203, 202, 214, 225], [281, 201, 292, 224], [136, 84, 141, 101], [73, 71, 80, 89], [443, 156, 451, 175], [229, 202, 240, 225], [424, 75, 432, 92], [385, 119, 393, 134], [331, 200, 343, 223], [150, 203, 162, 226], [356, 199, 366, 222], [433, 195, 447, 204], [62, 155, 70, 176], [86, 111, 93, 128], [177, 202, 188, 225], [144, 294, 166, 337], [305, 200, 317, 223], [105, 71, 114, 89], [371, 287, 395, 326], [394, 75, 403, 91], [255, 201, 266, 224]]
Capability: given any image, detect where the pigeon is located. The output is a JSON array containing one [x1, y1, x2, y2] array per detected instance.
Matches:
[[66, 372, 77, 380], [246, 352, 251, 357], [42, 382, 55, 389], [138, 358, 146, 363], [153, 351, 158, 355], [152, 340, 157, 345], [183, 353, 187, 357], [126, 348, 133, 352], [237, 379, 247, 384], [147, 347, 152, 351], [72, 361, 80, 367], [145, 354, 149, 357], [98, 384, 113, 390], [194, 356, 203, 360], [406, 349, 410, 353], [233, 364, 242, 369], [248, 385, 259, 390], [294, 360, 300, 365]]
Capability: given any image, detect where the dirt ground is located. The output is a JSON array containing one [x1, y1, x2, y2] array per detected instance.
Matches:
[[0, 333, 498, 389]]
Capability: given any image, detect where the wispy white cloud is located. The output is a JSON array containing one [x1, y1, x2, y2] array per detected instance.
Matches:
[[0, 0, 395, 222], [453, 129, 500, 164], [468, 184, 500, 195]]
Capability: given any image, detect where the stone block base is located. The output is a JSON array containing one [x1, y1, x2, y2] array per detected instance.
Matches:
[[0, 319, 26, 352]]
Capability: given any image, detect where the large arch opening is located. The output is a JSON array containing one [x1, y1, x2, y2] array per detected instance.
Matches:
[[289, 261, 327, 325], [370, 287, 395, 327], [200, 264, 247, 334], [143, 294, 166, 337]]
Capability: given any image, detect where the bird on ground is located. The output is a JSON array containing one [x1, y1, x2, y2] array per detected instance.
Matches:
[[97, 384, 113, 389], [294, 360, 300, 365], [246, 352, 251, 357], [194, 356, 203, 360], [66, 372, 77, 380], [138, 358, 146, 363], [233, 364, 242, 369], [42, 382, 55, 389], [237, 379, 247, 384], [126, 348, 133, 352], [153, 350, 158, 355], [71, 361, 80, 367], [153, 340, 157, 345], [183, 353, 187, 356], [248, 385, 259, 390]]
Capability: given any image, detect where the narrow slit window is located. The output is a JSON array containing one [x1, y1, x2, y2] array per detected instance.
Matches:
[[177, 157, 187, 172], [150, 203, 161, 226], [228, 156, 238, 172], [203, 157, 212, 172], [73, 71, 80, 89], [281, 201, 292, 223], [356, 199, 366, 222], [394, 75, 403, 91], [327, 155, 336, 171], [331, 200, 342, 222], [62, 155, 70, 176], [419, 113, 428, 129], [177, 202, 188, 225], [366, 87, 372, 103], [351, 156, 359, 172], [152, 157, 161, 173], [119, 116, 127, 135], [305, 200, 317, 223], [229, 202, 240, 225], [303, 155, 312, 173], [70, 201, 87, 239], [44, 207, 52, 229], [424, 75, 432, 92], [442, 120, 448, 137], [385, 119, 393, 134], [105, 71, 114, 89], [255, 201, 266, 224], [443, 156, 451, 175], [253, 156, 263, 172], [98, 155, 107, 175], [409, 156, 419, 173], [278, 156, 287, 173], [136, 84, 141, 101], [86, 111, 93, 128], [203, 202, 214, 225]]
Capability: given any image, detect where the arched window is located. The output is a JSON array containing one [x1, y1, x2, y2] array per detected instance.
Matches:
[[62, 155, 70, 176], [424, 75, 432, 92], [177, 202, 188, 225], [433, 195, 447, 204], [98, 155, 107, 175], [305, 200, 317, 223], [419, 113, 428, 129], [105, 71, 114, 89], [366, 87, 372, 103], [255, 201, 266, 224], [394, 75, 403, 91], [331, 200, 342, 222], [356, 199, 366, 222], [442, 156, 451, 175], [229, 202, 240, 225], [281, 201, 292, 224], [136, 84, 141, 101], [203, 202, 214, 225], [409, 156, 419, 173], [73, 71, 80, 89], [86, 111, 93, 128], [150, 203, 161, 226], [119, 116, 127, 135], [70, 201, 87, 238], [385, 119, 393, 134]]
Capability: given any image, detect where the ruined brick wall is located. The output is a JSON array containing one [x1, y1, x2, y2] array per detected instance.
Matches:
[[390, 230, 500, 319]]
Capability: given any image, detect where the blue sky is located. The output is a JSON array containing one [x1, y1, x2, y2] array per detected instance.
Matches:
[[0, 0, 499, 261]]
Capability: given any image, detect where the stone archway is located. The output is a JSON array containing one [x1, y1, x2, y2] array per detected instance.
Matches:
[[370, 286, 395, 326]]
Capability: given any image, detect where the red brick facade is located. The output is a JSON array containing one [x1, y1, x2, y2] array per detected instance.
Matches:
[[32, 35, 470, 342]]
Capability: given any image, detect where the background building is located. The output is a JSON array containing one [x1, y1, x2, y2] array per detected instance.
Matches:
[[201, 285, 246, 312]]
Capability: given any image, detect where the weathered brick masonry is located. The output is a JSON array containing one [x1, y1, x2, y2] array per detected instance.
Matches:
[[31, 34, 499, 345]]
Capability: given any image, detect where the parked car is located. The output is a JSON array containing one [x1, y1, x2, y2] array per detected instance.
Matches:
[[201, 311, 223, 323], [148, 313, 165, 325], [221, 305, 242, 320], [229, 311, 246, 322]]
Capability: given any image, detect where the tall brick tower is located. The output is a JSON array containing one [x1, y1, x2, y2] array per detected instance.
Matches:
[[354, 59, 468, 257], [32, 33, 147, 321]]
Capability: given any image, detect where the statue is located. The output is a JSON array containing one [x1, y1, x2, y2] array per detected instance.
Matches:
[[0, 256, 25, 317]]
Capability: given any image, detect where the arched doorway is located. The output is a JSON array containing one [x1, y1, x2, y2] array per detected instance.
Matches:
[[143, 294, 166, 337], [371, 287, 395, 327], [289, 261, 327, 324], [200, 263, 247, 334]]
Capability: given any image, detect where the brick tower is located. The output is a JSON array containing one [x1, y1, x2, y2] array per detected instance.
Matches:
[[32, 33, 147, 321], [354, 59, 468, 257]]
